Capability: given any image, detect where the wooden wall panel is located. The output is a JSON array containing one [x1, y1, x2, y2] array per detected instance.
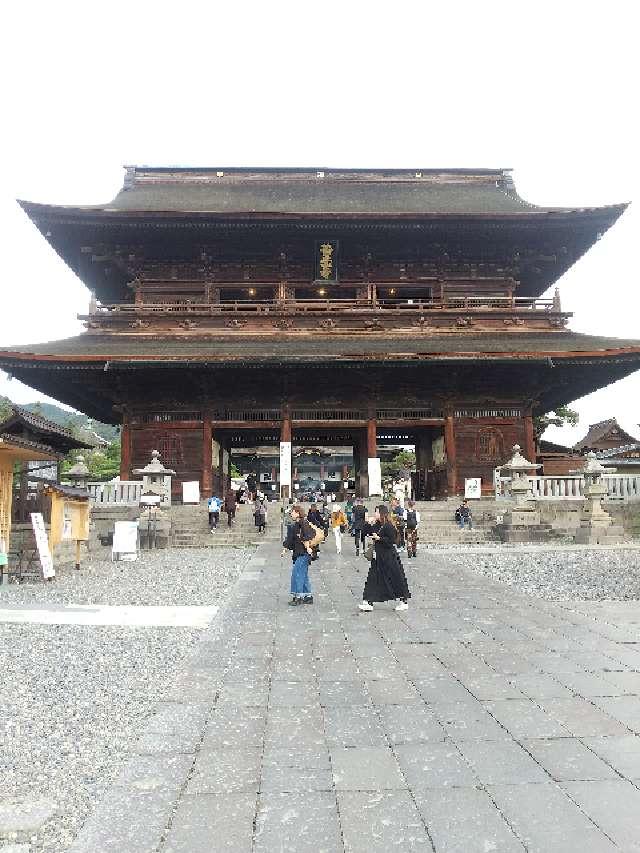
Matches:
[[131, 423, 204, 496], [454, 417, 527, 494]]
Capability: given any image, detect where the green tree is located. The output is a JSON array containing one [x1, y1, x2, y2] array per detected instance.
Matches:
[[382, 450, 416, 479], [534, 405, 579, 441]]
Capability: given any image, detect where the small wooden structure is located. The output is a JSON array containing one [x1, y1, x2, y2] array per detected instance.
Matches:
[[44, 483, 90, 570]]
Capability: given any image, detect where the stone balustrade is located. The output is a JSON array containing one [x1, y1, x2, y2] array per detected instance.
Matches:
[[87, 481, 143, 506], [502, 474, 640, 502]]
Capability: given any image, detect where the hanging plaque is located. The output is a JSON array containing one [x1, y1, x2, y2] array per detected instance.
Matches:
[[314, 240, 339, 283]]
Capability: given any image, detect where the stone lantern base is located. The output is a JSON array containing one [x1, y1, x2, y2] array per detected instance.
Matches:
[[574, 501, 625, 545]]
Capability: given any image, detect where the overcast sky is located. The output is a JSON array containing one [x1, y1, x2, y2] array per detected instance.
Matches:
[[1, 1, 638, 447]]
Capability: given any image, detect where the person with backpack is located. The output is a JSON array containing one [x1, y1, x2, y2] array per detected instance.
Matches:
[[253, 498, 267, 534], [358, 504, 411, 612], [404, 499, 420, 558], [207, 493, 222, 530], [282, 504, 317, 606], [223, 489, 237, 527], [351, 498, 368, 556]]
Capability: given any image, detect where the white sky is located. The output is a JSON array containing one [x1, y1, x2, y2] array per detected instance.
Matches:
[[1, 1, 638, 447]]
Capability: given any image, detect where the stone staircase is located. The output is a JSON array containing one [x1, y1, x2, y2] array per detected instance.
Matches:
[[411, 499, 499, 544], [170, 502, 281, 548]]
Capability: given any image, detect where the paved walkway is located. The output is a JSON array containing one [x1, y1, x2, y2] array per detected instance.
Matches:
[[69, 540, 640, 852]]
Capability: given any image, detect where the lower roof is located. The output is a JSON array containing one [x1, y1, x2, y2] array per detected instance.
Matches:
[[2, 330, 640, 363]]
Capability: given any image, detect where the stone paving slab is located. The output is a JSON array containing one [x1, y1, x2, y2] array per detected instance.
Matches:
[[65, 542, 640, 851], [413, 787, 525, 852], [338, 790, 431, 851]]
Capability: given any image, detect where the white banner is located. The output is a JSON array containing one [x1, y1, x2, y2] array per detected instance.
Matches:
[[465, 477, 482, 499], [182, 481, 200, 504], [368, 457, 382, 496], [279, 441, 292, 488], [30, 512, 55, 579], [112, 521, 139, 560]]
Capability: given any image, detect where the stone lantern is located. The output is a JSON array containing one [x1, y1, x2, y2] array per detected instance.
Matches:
[[67, 454, 90, 490], [133, 449, 175, 507], [573, 452, 624, 544], [497, 445, 543, 540]]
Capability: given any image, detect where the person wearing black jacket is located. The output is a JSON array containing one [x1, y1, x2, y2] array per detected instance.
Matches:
[[307, 503, 324, 560], [359, 505, 411, 612], [351, 498, 368, 556], [282, 505, 315, 606]]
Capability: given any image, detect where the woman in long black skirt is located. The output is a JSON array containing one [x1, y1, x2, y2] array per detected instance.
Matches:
[[359, 504, 411, 612]]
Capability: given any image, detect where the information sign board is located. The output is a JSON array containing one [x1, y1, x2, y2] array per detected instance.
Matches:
[[30, 512, 55, 579]]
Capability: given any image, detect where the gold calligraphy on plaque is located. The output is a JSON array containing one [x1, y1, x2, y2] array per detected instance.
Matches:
[[319, 242, 334, 280]]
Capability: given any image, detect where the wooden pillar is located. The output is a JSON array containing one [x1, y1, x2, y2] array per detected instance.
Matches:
[[280, 409, 292, 500], [202, 414, 212, 496], [523, 412, 536, 463], [120, 416, 132, 480], [367, 416, 377, 458], [444, 414, 457, 496], [219, 443, 227, 497]]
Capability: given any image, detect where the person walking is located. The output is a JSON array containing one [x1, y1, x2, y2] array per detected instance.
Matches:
[[282, 505, 315, 606], [390, 498, 406, 550], [223, 489, 237, 527], [404, 499, 420, 558], [351, 498, 368, 556], [359, 505, 411, 612], [207, 493, 221, 530], [330, 503, 347, 554], [253, 498, 267, 534]]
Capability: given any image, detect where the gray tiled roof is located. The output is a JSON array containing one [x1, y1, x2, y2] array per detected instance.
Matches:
[[19, 167, 627, 217], [2, 331, 640, 362]]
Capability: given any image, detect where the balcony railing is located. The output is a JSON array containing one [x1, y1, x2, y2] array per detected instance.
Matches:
[[91, 295, 559, 315]]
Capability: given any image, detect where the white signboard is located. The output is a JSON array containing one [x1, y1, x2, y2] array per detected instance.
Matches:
[[31, 512, 55, 579], [182, 481, 200, 504], [279, 441, 292, 488], [368, 457, 382, 496], [112, 521, 139, 561], [465, 477, 482, 499]]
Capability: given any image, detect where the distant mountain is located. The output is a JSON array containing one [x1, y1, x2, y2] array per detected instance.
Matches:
[[0, 395, 119, 443]]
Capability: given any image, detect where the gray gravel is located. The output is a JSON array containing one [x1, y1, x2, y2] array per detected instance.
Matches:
[[0, 547, 250, 606], [0, 547, 249, 852], [444, 547, 640, 600]]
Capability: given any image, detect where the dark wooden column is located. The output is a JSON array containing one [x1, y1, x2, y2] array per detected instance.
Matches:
[[523, 411, 537, 463], [219, 442, 227, 497], [120, 415, 132, 480], [202, 413, 213, 496], [444, 414, 457, 496]]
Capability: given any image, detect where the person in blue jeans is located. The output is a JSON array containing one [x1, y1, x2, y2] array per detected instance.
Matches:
[[282, 505, 315, 606]]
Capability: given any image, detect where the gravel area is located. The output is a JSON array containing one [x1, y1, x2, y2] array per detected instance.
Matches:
[[445, 547, 640, 600], [0, 547, 250, 852], [0, 547, 250, 606]]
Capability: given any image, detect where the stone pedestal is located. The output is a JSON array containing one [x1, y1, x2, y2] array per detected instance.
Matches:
[[138, 507, 171, 549]]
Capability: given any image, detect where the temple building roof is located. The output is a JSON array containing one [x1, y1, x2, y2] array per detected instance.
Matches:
[[573, 417, 640, 451], [19, 167, 628, 218], [0, 406, 93, 455], [2, 330, 639, 362]]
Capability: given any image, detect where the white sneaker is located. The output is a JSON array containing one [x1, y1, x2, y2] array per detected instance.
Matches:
[[358, 602, 374, 612], [395, 601, 409, 612]]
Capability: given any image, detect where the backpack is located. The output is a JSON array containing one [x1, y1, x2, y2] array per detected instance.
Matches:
[[307, 522, 325, 548], [406, 510, 417, 529]]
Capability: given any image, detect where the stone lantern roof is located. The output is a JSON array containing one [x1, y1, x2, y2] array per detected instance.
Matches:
[[133, 449, 176, 477]]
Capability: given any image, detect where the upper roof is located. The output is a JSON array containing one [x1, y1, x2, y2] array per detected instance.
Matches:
[[573, 417, 640, 451], [2, 330, 640, 362], [20, 166, 628, 218]]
